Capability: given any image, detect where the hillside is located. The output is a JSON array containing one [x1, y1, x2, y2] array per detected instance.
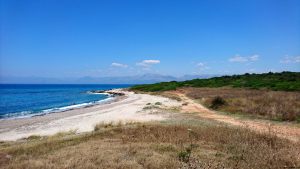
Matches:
[[131, 71, 300, 92]]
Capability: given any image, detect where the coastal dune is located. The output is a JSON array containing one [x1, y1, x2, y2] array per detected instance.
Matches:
[[0, 89, 180, 141]]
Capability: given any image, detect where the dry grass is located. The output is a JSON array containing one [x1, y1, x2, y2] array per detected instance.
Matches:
[[184, 87, 300, 121], [155, 92, 182, 101], [0, 117, 299, 169]]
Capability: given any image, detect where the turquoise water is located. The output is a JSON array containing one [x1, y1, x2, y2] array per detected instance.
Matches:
[[0, 84, 131, 119]]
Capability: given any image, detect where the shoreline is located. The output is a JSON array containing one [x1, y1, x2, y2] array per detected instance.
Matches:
[[0, 89, 181, 141], [0, 90, 126, 132], [0, 89, 120, 120]]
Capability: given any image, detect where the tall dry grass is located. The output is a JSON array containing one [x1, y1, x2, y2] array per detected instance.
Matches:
[[0, 120, 299, 169], [185, 87, 300, 121]]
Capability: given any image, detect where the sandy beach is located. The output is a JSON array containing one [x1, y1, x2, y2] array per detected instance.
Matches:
[[0, 89, 180, 141]]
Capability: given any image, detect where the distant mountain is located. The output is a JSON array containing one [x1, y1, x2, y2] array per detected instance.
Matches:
[[0, 74, 220, 84], [0, 76, 64, 84], [76, 74, 178, 84]]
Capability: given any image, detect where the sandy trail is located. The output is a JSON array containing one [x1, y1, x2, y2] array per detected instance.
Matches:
[[167, 90, 300, 142], [0, 90, 180, 141]]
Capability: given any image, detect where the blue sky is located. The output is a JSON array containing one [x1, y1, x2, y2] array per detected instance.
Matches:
[[1, 0, 299, 78]]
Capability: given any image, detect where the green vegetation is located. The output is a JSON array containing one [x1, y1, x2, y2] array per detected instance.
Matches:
[[155, 102, 162, 105], [131, 71, 300, 92]]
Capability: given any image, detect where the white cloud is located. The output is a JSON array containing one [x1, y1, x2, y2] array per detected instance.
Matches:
[[197, 62, 205, 67], [111, 62, 128, 68], [229, 55, 248, 62], [196, 62, 210, 70], [280, 56, 300, 64], [142, 60, 160, 64], [229, 54, 259, 62], [137, 59, 160, 67], [249, 54, 259, 61]]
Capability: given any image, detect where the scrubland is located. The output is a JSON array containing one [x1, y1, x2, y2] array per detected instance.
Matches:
[[0, 112, 299, 169], [184, 87, 300, 122], [131, 72, 300, 92]]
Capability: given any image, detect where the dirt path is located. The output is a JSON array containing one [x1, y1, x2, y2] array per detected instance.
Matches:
[[167, 90, 300, 142]]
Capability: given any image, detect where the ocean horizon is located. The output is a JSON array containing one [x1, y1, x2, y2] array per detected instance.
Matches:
[[0, 84, 132, 119]]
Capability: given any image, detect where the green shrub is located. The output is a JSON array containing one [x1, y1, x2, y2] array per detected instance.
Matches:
[[130, 72, 300, 92], [27, 135, 42, 140], [178, 147, 192, 163]]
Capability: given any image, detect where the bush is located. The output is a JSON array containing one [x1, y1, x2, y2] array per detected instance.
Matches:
[[26, 135, 42, 140], [178, 147, 192, 163], [210, 96, 226, 109]]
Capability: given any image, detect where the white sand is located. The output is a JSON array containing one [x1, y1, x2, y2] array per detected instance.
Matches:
[[0, 89, 180, 141]]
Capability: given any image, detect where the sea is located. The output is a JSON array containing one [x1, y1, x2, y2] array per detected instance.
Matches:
[[0, 84, 132, 119]]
